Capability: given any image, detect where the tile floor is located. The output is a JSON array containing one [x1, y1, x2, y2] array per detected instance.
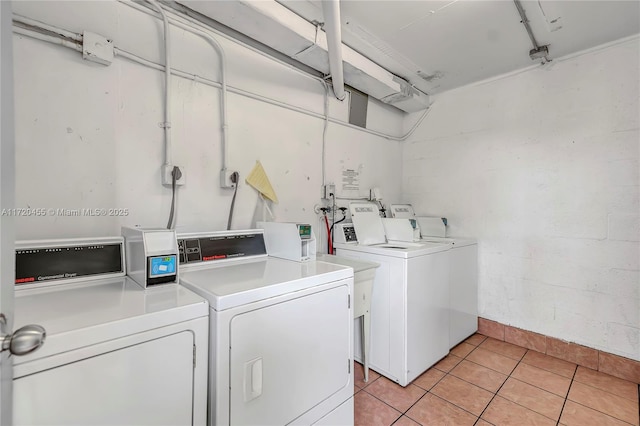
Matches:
[[354, 333, 640, 426]]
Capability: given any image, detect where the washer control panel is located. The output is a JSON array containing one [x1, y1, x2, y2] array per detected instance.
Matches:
[[334, 223, 358, 244]]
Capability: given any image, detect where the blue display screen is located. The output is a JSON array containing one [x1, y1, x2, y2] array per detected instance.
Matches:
[[149, 255, 177, 277]]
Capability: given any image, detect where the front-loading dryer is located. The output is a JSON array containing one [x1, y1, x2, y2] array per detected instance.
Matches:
[[12, 237, 209, 425], [178, 230, 354, 426]]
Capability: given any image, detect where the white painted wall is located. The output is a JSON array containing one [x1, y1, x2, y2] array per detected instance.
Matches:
[[11, 1, 404, 252], [403, 37, 640, 360]]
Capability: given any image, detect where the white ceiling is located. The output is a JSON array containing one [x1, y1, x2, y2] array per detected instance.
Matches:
[[277, 0, 640, 95]]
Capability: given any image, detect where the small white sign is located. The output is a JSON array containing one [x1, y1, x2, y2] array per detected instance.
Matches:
[[341, 168, 360, 192]]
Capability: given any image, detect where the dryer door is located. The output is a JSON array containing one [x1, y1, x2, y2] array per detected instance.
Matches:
[[13, 331, 195, 425], [229, 284, 350, 425]]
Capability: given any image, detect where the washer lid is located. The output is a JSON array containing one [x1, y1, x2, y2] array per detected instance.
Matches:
[[349, 202, 386, 245], [334, 240, 452, 258], [179, 257, 353, 310], [420, 236, 477, 247], [13, 277, 208, 365], [389, 204, 416, 218]]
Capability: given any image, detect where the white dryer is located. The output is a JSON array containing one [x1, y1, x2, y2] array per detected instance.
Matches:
[[334, 203, 452, 387], [390, 205, 479, 348], [178, 230, 354, 426], [12, 237, 209, 426]]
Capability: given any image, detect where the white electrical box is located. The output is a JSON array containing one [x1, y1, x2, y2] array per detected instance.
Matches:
[[82, 31, 114, 66], [257, 222, 317, 262], [122, 227, 179, 288]]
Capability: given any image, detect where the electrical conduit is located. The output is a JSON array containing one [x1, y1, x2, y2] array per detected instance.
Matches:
[[153, 3, 230, 175], [14, 4, 430, 143], [12, 25, 82, 51], [146, 0, 172, 167], [13, 14, 82, 41]]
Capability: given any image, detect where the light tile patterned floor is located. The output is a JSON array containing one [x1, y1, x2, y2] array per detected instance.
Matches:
[[354, 333, 640, 426]]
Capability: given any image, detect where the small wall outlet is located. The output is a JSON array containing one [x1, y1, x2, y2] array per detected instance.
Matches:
[[220, 169, 238, 188], [162, 165, 186, 186], [322, 184, 335, 199]]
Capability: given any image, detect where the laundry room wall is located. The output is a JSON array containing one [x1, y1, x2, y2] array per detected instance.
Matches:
[[402, 36, 640, 361], [11, 1, 405, 247]]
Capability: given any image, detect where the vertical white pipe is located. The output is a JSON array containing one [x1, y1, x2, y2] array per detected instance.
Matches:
[[156, 4, 229, 174], [147, 0, 172, 166], [321, 0, 346, 101]]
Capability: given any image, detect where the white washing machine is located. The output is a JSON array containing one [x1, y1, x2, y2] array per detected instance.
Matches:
[[418, 235, 477, 348], [177, 230, 354, 426], [390, 205, 479, 348], [12, 237, 209, 425], [333, 203, 452, 387]]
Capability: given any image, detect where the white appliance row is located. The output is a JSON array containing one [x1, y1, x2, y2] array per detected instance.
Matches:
[[333, 202, 478, 386], [12, 228, 355, 426]]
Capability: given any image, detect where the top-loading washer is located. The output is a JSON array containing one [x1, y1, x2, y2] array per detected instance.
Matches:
[[333, 203, 452, 386], [177, 229, 355, 426], [390, 204, 479, 348], [12, 237, 209, 426]]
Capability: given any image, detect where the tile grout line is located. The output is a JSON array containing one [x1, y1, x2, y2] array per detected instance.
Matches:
[[398, 367, 450, 424], [474, 348, 527, 424], [422, 338, 524, 424], [358, 386, 404, 422], [568, 367, 640, 424], [395, 336, 488, 425], [450, 338, 503, 424], [565, 396, 638, 426], [451, 336, 566, 424], [453, 336, 499, 425], [359, 375, 433, 423], [573, 376, 640, 403], [421, 391, 482, 423], [555, 363, 578, 426], [457, 346, 583, 399], [505, 352, 634, 424]]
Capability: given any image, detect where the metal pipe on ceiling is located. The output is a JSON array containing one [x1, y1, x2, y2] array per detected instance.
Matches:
[[513, 0, 550, 62], [321, 0, 346, 101]]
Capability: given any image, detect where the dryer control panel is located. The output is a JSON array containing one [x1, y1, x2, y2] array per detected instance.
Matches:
[[14, 237, 125, 288], [177, 231, 267, 265]]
